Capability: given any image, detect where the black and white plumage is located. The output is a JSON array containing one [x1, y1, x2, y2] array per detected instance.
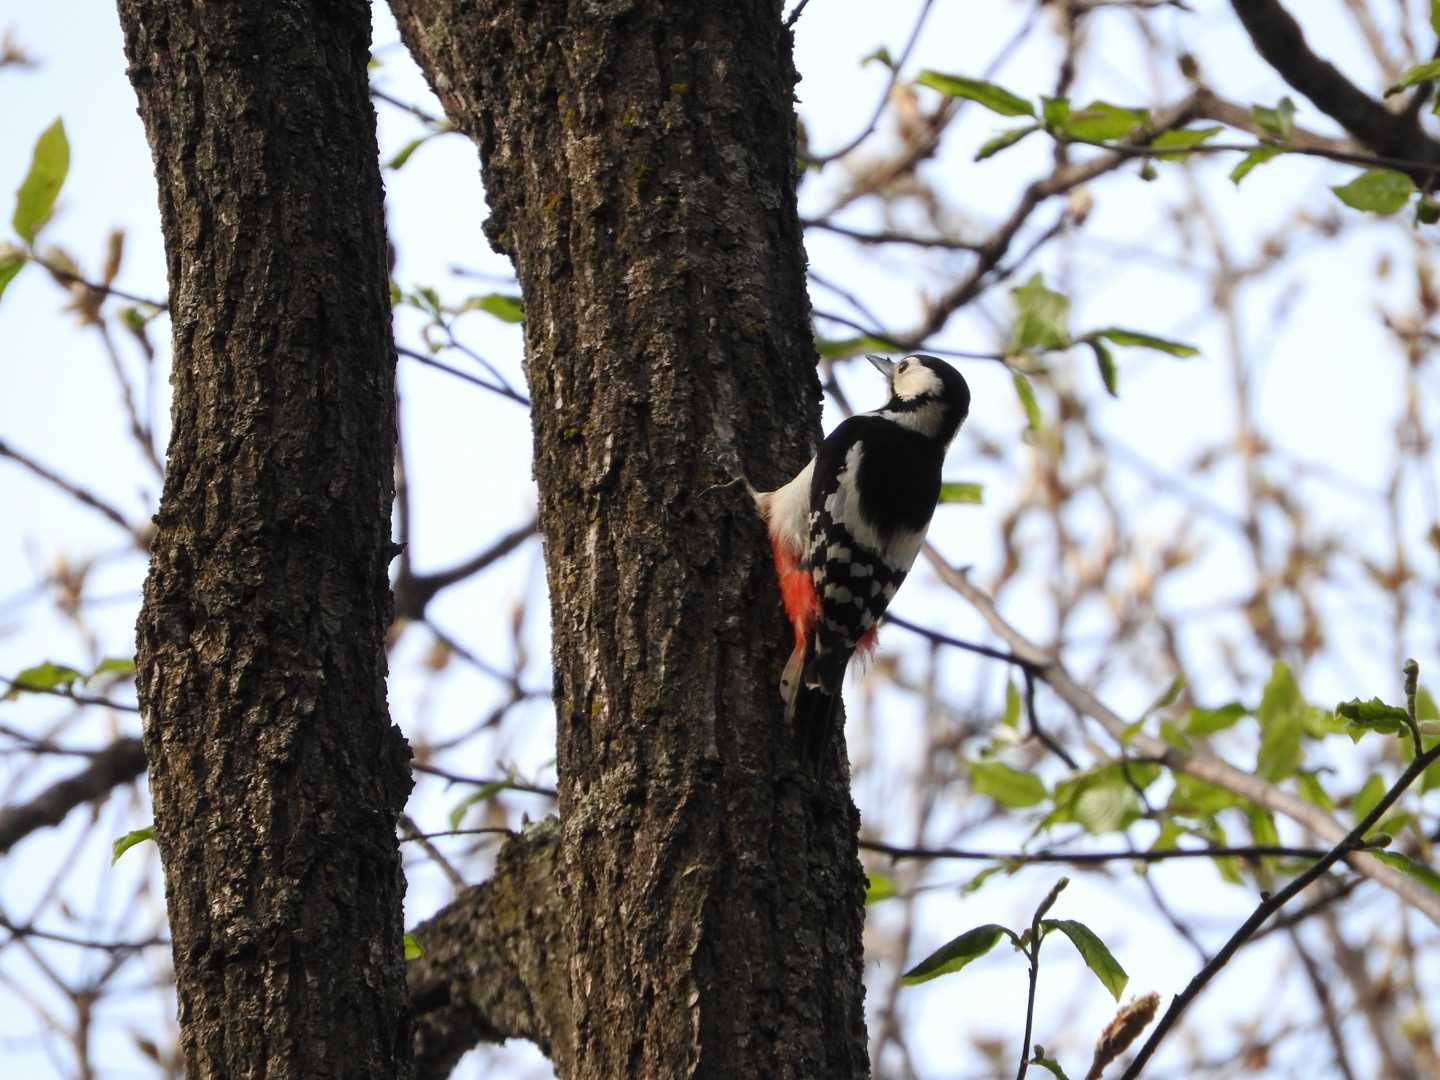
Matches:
[[754, 353, 971, 757]]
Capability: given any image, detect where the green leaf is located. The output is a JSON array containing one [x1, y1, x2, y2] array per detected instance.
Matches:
[[1250, 97, 1296, 141], [1432, 0, 1440, 36], [1041, 96, 1071, 130], [0, 251, 24, 302], [901, 923, 1010, 985], [1028, 1049, 1071, 1080], [387, 135, 430, 170], [1256, 662, 1305, 781], [1146, 674, 1186, 715], [1385, 60, 1440, 97], [1158, 717, 1188, 749], [1297, 771, 1334, 811], [1041, 918, 1129, 1000], [1010, 274, 1071, 350], [404, 932, 424, 960], [962, 863, 1008, 895], [1199, 820, 1242, 884], [464, 292, 525, 323], [1246, 805, 1279, 848], [111, 825, 155, 864], [866, 871, 899, 904], [1150, 125, 1223, 161], [1331, 169, 1415, 215], [6, 661, 84, 698], [1093, 327, 1198, 358], [1034, 877, 1069, 922], [976, 124, 1041, 162], [1002, 680, 1022, 729], [1012, 371, 1042, 433], [915, 71, 1034, 117], [1230, 145, 1282, 185], [861, 46, 895, 70], [1088, 339, 1118, 397], [1047, 765, 1148, 834], [13, 118, 69, 244], [970, 759, 1047, 808], [1185, 702, 1247, 736], [938, 481, 983, 504], [448, 780, 514, 830], [1352, 773, 1386, 826], [90, 656, 136, 680], [1372, 851, 1440, 895], [1061, 101, 1149, 142], [1417, 688, 1440, 792], [1337, 697, 1412, 742], [1150, 818, 1183, 852], [1167, 773, 1241, 817]]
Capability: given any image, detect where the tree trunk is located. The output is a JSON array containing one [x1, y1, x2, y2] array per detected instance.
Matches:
[[391, 1, 870, 1076], [117, 2, 413, 1076]]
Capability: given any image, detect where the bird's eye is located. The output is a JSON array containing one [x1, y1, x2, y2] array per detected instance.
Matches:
[[898, 361, 910, 373]]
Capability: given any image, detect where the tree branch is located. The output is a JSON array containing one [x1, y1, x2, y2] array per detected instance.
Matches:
[[407, 819, 570, 1079], [927, 547, 1440, 925], [392, 517, 537, 621], [1229, 0, 1440, 176], [1121, 736, 1440, 1076], [0, 737, 146, 854]]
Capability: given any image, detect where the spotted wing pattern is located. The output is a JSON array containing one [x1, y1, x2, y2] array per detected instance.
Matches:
[[801, 507, 907, 693]]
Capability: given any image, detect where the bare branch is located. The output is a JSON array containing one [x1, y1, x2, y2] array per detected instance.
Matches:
[[393, 517, 537, 621], [0, 738, 146, 854], [408, 820, 570, 1080], [929, 548, 1440, 925], [1121, 734, 1440, 1076], [861, 838, 1360, 866], [0, 438, 147, 547], [1229, 0, 1440, 177]]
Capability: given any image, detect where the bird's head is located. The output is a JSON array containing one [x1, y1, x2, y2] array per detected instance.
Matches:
[[866, 353, 970, 444]]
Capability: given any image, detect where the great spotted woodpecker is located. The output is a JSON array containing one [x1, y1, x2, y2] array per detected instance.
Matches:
[[754, 354, 970, 757]]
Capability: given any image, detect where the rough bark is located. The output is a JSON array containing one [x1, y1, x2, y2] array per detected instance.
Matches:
[[117, 2, 414, 1076], [390, 1, 871, 1076]]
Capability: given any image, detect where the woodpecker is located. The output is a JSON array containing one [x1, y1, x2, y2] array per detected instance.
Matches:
[[754, 353, 971, 759]]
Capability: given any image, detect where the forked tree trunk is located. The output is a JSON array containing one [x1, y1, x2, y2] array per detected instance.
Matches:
[[118, 2, 414, 1076], [392, 1, 870, 1076]]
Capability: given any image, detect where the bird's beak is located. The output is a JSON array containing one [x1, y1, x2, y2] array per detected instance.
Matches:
[[865, 353, 897, 386]]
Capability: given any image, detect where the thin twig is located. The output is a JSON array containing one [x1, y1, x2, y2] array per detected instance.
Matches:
[[802, 0, 934, 165], [25, 253, 168, 310], [0, 438, 144, 545], [400, 827, 515, 842], [393, 517, 537, 620], [411, 762, 556, 799], [884, 612, 1079, 767], [1120, 735, 1440, 1077], [0, 912, 165, 953], [0, 678, 140, 713], [929, 552, 1440, 924], [371, 86, 444, 126], [861, 838, 1358, 865], [802, 219, 985, 251], [396, 345, 531, 405]]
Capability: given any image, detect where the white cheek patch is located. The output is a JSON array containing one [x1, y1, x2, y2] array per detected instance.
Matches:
[[894, 365, 944, 400]]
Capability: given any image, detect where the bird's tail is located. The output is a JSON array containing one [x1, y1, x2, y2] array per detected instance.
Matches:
[[781, 644, 850, 771], [792, 682, 840, 768]]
